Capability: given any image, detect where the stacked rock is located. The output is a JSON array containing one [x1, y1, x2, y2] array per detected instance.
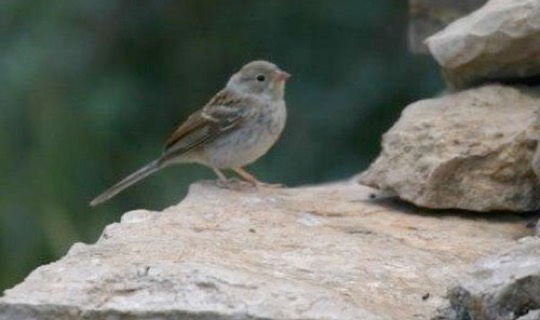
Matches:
[[408, 0, 487, 54], [360, 0, 540, 212]]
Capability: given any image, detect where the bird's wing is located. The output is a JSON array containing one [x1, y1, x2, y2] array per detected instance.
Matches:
[[161, 90, 252, 161]]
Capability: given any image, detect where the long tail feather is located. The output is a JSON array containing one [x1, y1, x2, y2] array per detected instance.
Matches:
[[90, 160, 162, 206]]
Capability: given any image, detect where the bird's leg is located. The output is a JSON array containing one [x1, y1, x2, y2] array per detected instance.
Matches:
[[212, 167, 228, 182], [232, 167, 260, 184], [232, 167, 283, 188]]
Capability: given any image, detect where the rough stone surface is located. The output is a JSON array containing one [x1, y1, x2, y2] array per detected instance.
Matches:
[[0, 181, 531, 320], [435, 237, 540, 320], [359, 84, 540, 212], [425, 0, 540, 89], [518, 310, 540, 320], [409, 0, 487, 53]]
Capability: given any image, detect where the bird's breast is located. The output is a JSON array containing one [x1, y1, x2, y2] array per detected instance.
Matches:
[[199, 100, 286, 169]]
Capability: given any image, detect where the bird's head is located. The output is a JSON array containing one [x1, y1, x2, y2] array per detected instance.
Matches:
[[227, 60, 291, 101]]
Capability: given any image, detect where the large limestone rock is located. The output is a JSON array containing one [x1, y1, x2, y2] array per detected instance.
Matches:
[[359, 85, 540, 212], [409, 0, 486, 53], [0, 181, 530, 319], [436, 237, 540, 320], [425, 0, 540, 89]]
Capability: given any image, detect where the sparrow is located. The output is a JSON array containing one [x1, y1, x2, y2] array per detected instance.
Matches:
[[90, 60, 290, 206]]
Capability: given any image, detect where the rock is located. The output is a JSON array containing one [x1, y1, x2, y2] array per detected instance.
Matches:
[[425, 0, 540, 89], [518, 310, 540, 320], [359, 85, 540, 212], [435, 237, 540, 320], [409, 0, 487, 53], [0, 181, 530, 319]]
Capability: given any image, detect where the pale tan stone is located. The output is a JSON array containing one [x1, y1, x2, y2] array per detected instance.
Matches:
[[359, 85, 540, 212], [425, 0, 540, 89], [0, 180, 531, 319]]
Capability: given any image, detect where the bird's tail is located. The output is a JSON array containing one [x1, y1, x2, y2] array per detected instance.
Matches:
[[90, 159, 162, 206]]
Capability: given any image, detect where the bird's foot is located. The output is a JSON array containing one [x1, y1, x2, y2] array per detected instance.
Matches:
[[230, 167, 285, 189]]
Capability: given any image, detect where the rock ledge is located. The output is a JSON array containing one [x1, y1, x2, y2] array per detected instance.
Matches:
[[0, 181, 530, 320]]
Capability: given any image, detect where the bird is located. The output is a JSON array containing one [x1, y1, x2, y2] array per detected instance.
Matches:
[[90, 60, 290, 206]]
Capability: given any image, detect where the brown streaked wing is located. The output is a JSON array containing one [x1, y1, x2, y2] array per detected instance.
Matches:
[[161, 90, 248, 159], [163, 110, 209, 150]]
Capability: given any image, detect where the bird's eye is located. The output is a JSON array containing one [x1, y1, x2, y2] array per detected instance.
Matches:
[[256, 75, 266, 82]]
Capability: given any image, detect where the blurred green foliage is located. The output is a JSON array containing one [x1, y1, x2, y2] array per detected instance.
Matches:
[[0, 0, 442, 290]]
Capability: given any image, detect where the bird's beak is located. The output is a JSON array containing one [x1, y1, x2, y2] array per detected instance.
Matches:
[[275, 70, 291, 82]]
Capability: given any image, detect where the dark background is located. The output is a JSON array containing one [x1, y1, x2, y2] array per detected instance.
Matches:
[[0, 1, 442, 290]]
